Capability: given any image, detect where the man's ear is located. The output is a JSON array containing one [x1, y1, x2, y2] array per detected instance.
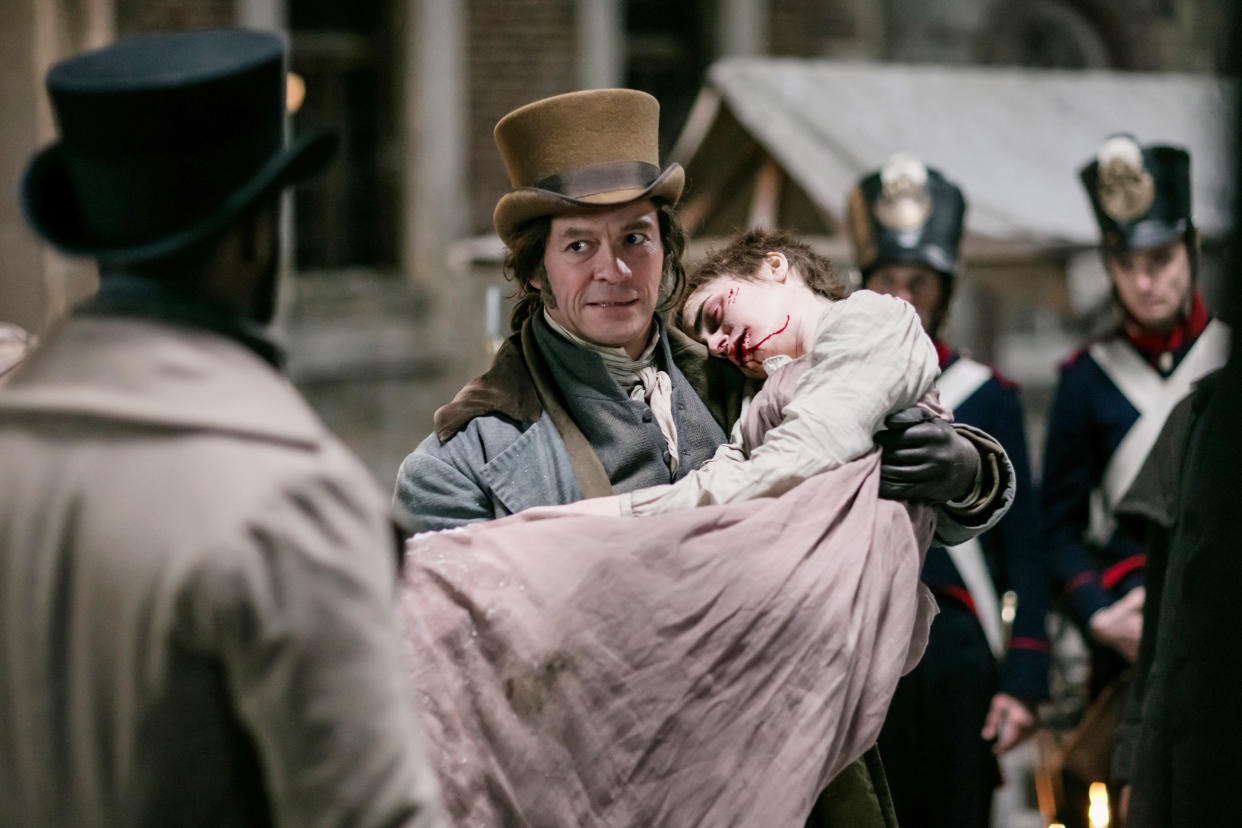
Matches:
[[765, 251, 789, 283], [240, 202, 278, 266]]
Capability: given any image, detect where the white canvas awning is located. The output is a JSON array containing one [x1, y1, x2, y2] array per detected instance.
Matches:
[[672, 59, 1234, 248]]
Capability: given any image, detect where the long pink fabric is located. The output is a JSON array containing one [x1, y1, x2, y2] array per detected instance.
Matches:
[[399, 454, 935, 826]]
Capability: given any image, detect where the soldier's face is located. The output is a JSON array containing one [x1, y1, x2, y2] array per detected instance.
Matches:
[[538, 200, 664, 359], [865, 263, 943, 334], [1106, 240, 1191, 332]]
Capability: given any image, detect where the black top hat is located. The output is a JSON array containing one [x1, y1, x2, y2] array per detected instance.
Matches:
[[21, 29, 337, 265], [1079, 135, 1191, 252], [846, 153, 967, 278]]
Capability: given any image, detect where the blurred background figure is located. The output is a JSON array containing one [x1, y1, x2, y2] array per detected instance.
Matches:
[[1040, 134, 1229, 826], [0, 30, 443, 827], [847, 154, 1049, 828], [1108, 8, 1242, 825]]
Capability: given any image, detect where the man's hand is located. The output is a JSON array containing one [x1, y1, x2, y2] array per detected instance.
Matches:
[[981, 693, 1037, 755], [1088, 586, 1145, 662], [876, 408, 981, 503]]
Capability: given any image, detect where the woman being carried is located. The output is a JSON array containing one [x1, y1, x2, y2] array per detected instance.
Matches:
[[400, 229, 944, 826]]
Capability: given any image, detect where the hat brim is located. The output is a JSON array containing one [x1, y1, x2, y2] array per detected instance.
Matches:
[[21, 128, 338, 264], [1103, 218, 1190, 254], [493, 163, 684, 246]]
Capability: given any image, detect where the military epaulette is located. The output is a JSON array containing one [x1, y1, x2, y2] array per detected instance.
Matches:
[[989, 366, 1020, 391], [1059, 345, 1091, 371]]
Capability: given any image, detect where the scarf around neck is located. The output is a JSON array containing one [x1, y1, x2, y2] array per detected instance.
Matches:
[[543, 310, 679, 474]]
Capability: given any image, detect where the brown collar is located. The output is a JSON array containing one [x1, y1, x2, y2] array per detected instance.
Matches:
[[433, 331, 542, 443], [433, 317, 616, 498]]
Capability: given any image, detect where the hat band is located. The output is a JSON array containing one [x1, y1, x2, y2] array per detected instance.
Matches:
[[533, 161, 661, 199]]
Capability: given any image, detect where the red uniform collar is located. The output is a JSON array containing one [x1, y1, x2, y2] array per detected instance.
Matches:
[[934, 340, 954, 370], [1122, 291, 1209, 368]]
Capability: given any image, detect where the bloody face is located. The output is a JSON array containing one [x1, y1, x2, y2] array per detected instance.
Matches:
[[680, 270, 806, 379]]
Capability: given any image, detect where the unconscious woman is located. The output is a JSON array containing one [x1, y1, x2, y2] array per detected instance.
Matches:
[[399, 229, 946, 826]]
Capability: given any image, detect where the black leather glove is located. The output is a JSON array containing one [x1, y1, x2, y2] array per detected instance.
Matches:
[[875, 407, 982, 503]]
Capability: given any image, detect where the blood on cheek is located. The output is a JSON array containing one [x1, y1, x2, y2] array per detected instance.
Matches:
[[751, 315, 791, 351]]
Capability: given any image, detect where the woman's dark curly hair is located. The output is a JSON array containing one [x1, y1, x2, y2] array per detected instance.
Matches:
[[502, 202, 687, 332], [679, 229, 848, 324]]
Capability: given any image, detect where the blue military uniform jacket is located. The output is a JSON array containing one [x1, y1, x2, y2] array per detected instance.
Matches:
[[923, 345, 1050, 700], [1041, 295, 1229, 625]]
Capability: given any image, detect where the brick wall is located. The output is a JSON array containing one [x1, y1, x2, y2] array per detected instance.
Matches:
[[769, 0, 857, 57], [466, 0, 577, 235]]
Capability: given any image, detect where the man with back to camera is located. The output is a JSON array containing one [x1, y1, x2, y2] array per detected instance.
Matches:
[[395, 88, 1019, 826], [0, 31, 444, 827], [845, 153, 1050, 827], [1041, 134, 1229, 819]]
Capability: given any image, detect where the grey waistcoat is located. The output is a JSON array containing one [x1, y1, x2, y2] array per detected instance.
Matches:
[[533, 316, 725, 493]]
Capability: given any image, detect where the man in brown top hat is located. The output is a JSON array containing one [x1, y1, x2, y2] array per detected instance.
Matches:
[[395, 88, 1016, 825], [0, 31, 444, 826]]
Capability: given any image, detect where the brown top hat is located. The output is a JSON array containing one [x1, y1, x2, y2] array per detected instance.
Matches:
[[492, 89, 684, 245]]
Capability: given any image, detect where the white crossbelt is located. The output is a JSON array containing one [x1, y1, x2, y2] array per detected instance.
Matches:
[[935, 357, 1006, 659], [1086, 319, 1230, 546]]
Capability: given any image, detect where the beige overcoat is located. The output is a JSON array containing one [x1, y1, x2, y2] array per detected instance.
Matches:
[[0, 315, 443, 827]]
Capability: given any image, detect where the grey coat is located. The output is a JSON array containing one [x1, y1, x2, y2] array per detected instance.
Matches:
[[396, 315, 732, 532], [0, 315, 444, 828]]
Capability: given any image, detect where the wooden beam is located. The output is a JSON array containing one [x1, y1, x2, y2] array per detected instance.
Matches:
[[746, 158, 782, 230]]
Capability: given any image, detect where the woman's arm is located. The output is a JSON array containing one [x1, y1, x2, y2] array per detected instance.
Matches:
[[624, 292, 939, 517]]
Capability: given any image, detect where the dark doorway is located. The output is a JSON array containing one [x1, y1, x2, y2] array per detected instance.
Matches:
[[624, 0, 715, 157], [290, 0, 400, 270]]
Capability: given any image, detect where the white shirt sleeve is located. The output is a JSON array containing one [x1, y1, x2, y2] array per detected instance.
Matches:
[[622, 291, 939, 517]]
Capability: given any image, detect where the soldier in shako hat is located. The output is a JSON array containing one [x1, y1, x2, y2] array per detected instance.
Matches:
[[846, 154, 1050, 827], [1040, 134, 1230, 819], [0, 30, 444, 826]]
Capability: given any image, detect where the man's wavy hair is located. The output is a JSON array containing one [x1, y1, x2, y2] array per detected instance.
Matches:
[[502, 202, 687, 332], [679, 228, 848, 325]]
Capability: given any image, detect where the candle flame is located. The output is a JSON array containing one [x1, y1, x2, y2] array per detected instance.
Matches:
[[1088, 782, 1110, 828]]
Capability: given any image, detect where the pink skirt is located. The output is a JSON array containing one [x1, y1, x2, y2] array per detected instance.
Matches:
[[399, 451, 936, 826]]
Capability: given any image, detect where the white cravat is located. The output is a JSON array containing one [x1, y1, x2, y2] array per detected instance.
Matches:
[[543, 311, 680, 475]]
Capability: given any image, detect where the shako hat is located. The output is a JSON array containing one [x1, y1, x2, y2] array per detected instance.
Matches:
[[21, 29, 337, 265], [1079, 134, 1191, 252], [846, 153, 966, 278], [492, 88, 684, 246]]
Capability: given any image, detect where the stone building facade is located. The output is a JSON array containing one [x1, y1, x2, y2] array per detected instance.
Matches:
[[0, 0, 1227, 486]]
